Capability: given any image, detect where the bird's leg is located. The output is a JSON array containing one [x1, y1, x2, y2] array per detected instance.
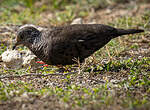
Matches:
[[36, 61, 48, 67], [36, 61, 70, 72]]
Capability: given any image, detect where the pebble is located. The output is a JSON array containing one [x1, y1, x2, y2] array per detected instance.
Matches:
[[1, 49, 39, 69], [1, 50, 23, 69], [71, 18, 83, 24]]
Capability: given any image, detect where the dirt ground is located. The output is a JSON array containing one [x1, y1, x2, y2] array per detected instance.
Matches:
[[0, 1, 150, 110]]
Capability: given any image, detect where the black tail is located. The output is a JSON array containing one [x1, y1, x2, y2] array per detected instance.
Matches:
[[115, 28, 144, 37]]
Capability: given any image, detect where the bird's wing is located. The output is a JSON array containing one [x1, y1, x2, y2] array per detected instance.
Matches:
[[46, 24, 117, 41], [42, 24, 117, 65], [44, 24, 117, 56]]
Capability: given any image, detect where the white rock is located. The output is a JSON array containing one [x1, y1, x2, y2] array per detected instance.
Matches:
[[71, 18, 83, 24], [1, 50, 23, 69], [23, 55, 36, 65], [22, 50, 39, 69], [1, 49, 40, 69]]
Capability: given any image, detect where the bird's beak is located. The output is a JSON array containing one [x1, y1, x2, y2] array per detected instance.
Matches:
[[12, 42, 22, 50], [12, 37, 22, 50], [12, 43, 18, 50]]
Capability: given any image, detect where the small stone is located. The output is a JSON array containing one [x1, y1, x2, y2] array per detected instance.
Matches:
[[1, 50, 22, 69], [106, 9, 112, 14], [1, 49, 41, 69], [110, 79, 120, 84], [71, 18, 83, 24], [22, 51, 36, 64]]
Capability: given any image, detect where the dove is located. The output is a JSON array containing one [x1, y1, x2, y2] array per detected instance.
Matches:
[[13, 24, 144, 65]]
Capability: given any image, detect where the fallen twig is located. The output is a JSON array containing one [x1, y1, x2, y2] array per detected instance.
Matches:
[[0, 71, 78, 79]]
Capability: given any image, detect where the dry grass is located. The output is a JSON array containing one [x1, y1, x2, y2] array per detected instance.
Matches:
[[0, 0, 150, 110]]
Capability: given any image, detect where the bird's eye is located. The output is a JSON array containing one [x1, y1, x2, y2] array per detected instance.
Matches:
[[17, 31, 24, 39], [20, 35, 24, 39]]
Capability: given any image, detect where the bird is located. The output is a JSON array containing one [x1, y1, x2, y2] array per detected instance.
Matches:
[[12, 24, 144, 65]]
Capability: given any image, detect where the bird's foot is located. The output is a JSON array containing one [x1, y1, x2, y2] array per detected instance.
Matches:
[[36, 61, 49, 67]]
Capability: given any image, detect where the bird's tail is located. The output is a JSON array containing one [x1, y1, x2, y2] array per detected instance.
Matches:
[[114, 28, 144, 37]]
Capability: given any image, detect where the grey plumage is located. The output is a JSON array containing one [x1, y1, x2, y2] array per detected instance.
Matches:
[[13, 24, 144, 65]]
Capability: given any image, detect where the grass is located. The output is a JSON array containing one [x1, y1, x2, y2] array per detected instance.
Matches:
[[0, 0, 150, 110]]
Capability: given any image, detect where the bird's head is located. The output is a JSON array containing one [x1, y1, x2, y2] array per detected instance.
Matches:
[[13, 26, 41, 50]]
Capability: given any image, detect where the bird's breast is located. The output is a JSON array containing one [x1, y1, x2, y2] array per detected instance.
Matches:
[[28, 41, 52, 64]]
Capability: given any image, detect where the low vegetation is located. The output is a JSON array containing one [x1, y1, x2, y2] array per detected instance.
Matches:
[[0, 0, 149, 110]]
